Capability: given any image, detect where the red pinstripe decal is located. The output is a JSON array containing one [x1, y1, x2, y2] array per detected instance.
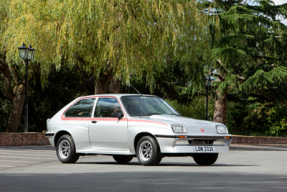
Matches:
[[128, 119, 169, 126], [61, 116, 127, 121]]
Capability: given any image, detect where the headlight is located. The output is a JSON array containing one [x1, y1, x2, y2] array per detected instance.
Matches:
[[171, 124, 187, 133], [216, 125, 228, 134]]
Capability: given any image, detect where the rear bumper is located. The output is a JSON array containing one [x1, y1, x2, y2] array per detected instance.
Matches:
[[44, 132, 55, 147], [45, 133, 55, 137]]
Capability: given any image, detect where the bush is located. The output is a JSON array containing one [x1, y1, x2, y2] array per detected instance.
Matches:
[[167, 96, 214, 120], [226, 101, 287, 137], [0, 97, 11, 132]]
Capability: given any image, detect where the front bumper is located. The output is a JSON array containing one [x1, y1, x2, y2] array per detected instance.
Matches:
[[155, 134, 232, 154]]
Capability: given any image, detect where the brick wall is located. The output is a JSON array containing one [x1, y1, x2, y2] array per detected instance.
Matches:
[[0, 132, 50, 146], [232, 135, 287, 144]]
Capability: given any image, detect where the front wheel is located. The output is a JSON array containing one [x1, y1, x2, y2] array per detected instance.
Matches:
[[113, 155, 133, 164], [136, 136, 162, 166], [193, 153, 218, 166], [56, 135, 79, 163]]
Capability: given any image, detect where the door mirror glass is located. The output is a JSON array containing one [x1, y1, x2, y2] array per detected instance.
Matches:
[[111, 112, 123, 119]]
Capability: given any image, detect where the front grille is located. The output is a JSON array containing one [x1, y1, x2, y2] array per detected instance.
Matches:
[[188, 140, 214, 145]]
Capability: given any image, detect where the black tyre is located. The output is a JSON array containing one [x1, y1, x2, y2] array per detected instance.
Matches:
[[56, 135, 79, 163], [136, 136, 162, 166], [193, 153, 218, 166], [113, 155, 133, 164]]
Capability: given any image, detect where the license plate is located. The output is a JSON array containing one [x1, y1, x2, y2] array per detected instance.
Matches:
[[194, 146, 215, 152]]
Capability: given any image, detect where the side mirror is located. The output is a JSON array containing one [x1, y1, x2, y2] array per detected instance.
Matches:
[[111, 112, 123, 120]]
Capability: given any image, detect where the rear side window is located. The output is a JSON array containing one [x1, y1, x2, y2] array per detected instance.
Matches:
[[65, 98, 95, 117]]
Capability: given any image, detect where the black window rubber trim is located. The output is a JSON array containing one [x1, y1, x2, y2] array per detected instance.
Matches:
[[154, 135, 177, 138]]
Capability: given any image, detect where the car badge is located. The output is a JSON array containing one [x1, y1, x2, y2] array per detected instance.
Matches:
[[200, 128, 205, 132]]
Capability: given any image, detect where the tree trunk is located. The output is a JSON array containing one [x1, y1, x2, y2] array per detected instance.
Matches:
[[213, 87, 227, 124], [94, 71, 113, 94], [1, 60, 25, 132], [94, 70, 122, 94], [6, 84, 25, 132], [108, 77, 121, 93]]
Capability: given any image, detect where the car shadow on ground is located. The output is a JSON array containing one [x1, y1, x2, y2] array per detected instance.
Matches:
[[75, 161, 258, 167]]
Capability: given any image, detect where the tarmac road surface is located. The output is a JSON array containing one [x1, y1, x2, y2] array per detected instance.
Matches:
[[0, 144, 286, 192]]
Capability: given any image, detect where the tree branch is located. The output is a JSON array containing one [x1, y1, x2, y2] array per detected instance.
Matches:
[[8, 64, 19, 86], [209, 72, 224, 81], [267, 86, 277, 90]]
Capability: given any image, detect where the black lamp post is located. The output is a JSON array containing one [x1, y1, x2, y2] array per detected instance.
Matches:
[[18, 43, 36, 132], [205, 76, 214, 120]]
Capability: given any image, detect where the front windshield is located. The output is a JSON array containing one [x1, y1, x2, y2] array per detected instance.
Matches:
[[121, 96, 180, 116]]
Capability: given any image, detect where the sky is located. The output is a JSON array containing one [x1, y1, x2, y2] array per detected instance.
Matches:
[[271, 0, 287, 25], [273, 0, 287, 4]]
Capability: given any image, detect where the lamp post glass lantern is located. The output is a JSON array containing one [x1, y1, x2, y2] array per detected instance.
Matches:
[[205, 76, 214, 120], [27, 45, 36, 60], [18, 43, 29, 59], [18, 42, 36, 132]]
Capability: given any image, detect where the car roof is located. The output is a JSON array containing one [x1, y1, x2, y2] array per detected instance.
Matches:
[[78, 94, 157, 99]]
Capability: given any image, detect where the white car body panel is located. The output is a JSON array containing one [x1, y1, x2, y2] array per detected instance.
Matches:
[[45, 94, 232, 156], [88, 118, 128, 151]]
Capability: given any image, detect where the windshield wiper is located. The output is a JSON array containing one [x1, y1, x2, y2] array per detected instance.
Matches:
[[167, 113, 180, 115], [141, 113, 161, 116]]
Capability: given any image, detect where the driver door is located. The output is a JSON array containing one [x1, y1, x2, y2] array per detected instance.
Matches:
[[88, 97, 128, 152]]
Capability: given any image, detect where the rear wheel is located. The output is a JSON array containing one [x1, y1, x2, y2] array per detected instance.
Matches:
[[113, 155, 133, 164], [56, 135, 79, 163], [136, 136, 162, 166], [193, 153, 218, 166]]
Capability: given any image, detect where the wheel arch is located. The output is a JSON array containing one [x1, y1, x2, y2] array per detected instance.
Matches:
[[133, 132, 161, 153], [54, 130, 72, 147]]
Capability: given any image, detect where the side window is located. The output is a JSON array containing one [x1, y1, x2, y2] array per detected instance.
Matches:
[[65, 98, 95, 117], [94, 98, 123, 117]]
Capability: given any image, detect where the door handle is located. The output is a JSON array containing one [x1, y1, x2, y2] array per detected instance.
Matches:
[[91, 121, 97, 124]]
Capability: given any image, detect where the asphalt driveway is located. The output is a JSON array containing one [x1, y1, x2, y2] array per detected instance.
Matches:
[[0, 144, 286, 192]]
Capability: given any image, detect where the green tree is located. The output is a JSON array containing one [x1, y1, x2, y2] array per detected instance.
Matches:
[[205, 0, 287, 124], [0, 1, 26, 132], [1, 0, 212, 132]]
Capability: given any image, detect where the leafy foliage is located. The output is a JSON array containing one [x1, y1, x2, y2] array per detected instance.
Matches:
[[19, 65, 88, 132], [168, 96, 215, 120], [2, 0, 212, 88], [197, 0, 287, 125], [0, 83, 11, 132], [0, 0, 214, 132], [226, 101, 287, 137], [212, 0, 287, 102]]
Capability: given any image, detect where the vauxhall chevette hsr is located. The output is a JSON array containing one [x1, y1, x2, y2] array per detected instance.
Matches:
[[45, 94, 232, 165]]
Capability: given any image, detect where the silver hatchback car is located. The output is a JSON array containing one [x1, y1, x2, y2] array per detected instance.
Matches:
[[45, 94, 232, 166]]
